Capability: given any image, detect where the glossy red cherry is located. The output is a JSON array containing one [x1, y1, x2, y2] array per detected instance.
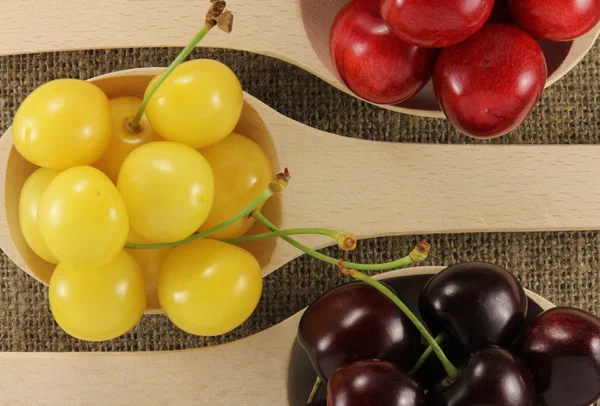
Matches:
[[297, 282, 418, 382], [427, 348, 536, 406], [508, 0, 600, 42], [419, 262, 528, 353], [518, 307, 600, 406], [329, 0, 438, 105], [328, 360, 426, 406], [433, 24, 547, 139], [380, 0, 494, 48]]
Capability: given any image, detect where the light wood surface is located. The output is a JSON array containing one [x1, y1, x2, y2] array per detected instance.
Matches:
[[0, 0, 598, 118], [2, 67, 600, 312], [0, 266, 555, 406]]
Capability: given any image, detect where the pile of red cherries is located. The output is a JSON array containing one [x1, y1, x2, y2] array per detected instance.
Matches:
[[329, 0, 600, 139]]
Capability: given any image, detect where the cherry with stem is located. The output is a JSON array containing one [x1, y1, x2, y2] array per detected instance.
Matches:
[[127, 0, 233, 133], [125, 169, 291, 250], [337, 261, 459, 380]]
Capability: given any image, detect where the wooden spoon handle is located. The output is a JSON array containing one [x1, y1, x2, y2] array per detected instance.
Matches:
[[260, 93, 600, 241], [0, 313, 302, 405]]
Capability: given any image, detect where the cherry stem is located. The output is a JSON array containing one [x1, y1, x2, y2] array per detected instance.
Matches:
[[307, 376, 322, 404], [338, 262, 459, 380], [125, 170, 290, 250], [223, 228, 357, 251], [408, 332, 446, 376], [251, 211, 430, 271], [128, 1, 232, 132]]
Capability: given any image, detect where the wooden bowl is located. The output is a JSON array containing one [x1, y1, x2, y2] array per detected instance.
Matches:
[[3, 68, 600, 315], [0, 0, 598, 118], [0, 266, 556, 405]]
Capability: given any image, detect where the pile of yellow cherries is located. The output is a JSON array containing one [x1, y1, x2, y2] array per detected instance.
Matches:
[[16, 57, 275, 341], [13, 1, 430, 342]]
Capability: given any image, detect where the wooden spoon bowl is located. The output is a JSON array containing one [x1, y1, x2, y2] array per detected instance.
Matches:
[[3, 67, 600, 314], [0, 266, 556, 405], [0, 0, 598, 117]]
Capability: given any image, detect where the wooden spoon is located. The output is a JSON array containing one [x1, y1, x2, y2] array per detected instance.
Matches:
[[2, 67, 600, 313], [0, 1, 598, 117], [0, 266, 555, 406]]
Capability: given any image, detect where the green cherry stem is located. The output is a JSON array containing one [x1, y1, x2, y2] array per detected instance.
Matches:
[[408, 332, 446, 376], [251, 211, 430, 271], [338, 262, 459, 380], [307, 376, 322, 404], [125, 170, 290, 250], [128, 0, 233, 132], [223, 228, 357, 251]]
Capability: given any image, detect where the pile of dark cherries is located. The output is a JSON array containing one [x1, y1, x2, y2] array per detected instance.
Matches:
[[298, 262, 600, 406]]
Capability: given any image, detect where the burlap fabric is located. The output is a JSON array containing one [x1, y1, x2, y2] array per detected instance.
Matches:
[[0, 46, 598, 360]]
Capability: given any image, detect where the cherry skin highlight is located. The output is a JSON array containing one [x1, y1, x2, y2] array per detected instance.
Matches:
[[328, 360, 426, 406], [433, 24, 547, 138], [329, 0, 437, 105], [297, 282, 418, 382], [508, 0, 600, 42], [380, 0, 494, 48], [519, 307, 600, 406]]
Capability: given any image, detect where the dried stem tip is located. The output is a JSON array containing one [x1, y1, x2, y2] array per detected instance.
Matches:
[[409, 241, 431, 264], [337, 232, 358, 251], [269, 168, 291, 193], [206, 0, 234, 33]]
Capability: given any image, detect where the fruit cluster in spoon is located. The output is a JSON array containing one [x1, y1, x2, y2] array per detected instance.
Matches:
[[329, 0, 600, 139], [12, 0, 435, 343], [299, 262, 600, 406]]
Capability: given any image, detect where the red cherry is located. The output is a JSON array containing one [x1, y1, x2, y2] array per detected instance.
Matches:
[[508, 0, 600, 42], [329, 0, 438, 105], [519, 307, 600, 406], [380, 0, 494, 48], [433, 24, 547, 138]]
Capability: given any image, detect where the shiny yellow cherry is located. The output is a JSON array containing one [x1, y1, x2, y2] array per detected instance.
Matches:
[[144, 59, 243, 148], [38, 166, 129, 266], [12, 79, 112, 170], [94, 96, 163, 183], [198, 133, 273, 239], [117, 141, 214, 243], [158, 239, 262, 336], [18, 168, 61, 264], [49, 250, 146, 341]]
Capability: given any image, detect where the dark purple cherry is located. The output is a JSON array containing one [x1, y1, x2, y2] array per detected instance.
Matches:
[[328, 360, 426, 406], [427, 348, 536, 406], [419, 262, 528, 353], [298, 282, 418, 381], [519, 307, 600, 406]]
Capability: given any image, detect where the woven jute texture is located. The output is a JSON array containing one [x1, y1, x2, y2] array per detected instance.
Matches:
[[0, 45, 599, 356]]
